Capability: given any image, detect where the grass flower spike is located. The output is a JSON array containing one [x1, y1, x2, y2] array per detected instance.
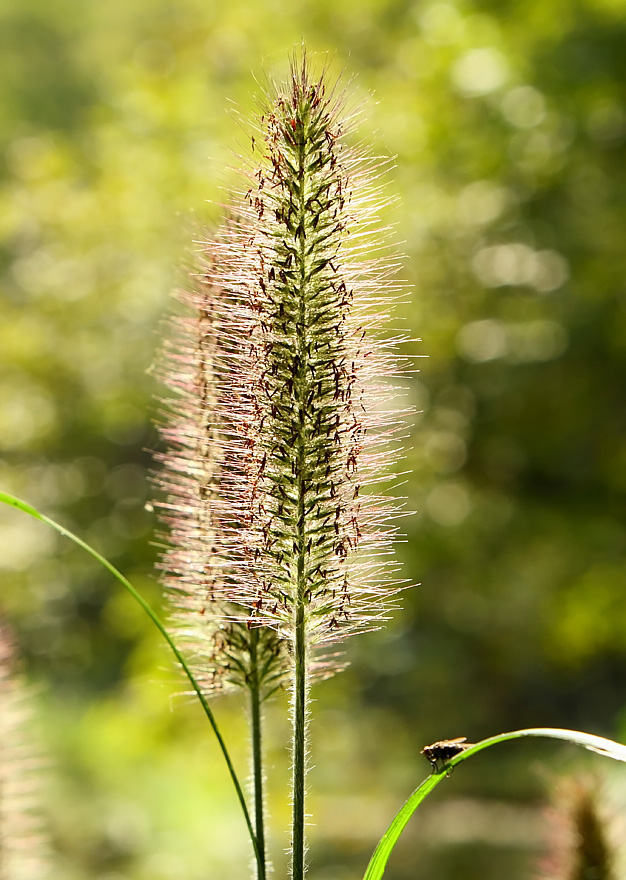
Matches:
[[155, 54, 407, 880], [155, 282, 289, 701], [233, 61, 406, 650]]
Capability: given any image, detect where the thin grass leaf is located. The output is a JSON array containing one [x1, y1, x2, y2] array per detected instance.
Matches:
[[0, 490, 263, 877], [362, 726, 626, 880]]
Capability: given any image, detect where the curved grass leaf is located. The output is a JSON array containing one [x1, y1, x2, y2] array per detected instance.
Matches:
[[363, 726, 626, 880], [0, 490, 263, 877]]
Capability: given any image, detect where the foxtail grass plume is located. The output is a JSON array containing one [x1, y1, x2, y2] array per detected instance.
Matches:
[[0, 623, 49, 880], [154, 53, 408, 695], [154, 278, 290, 699]]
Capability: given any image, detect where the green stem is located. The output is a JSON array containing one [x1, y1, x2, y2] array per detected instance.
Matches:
[[249, 628, 267, 880], [0, 491, 262, 874], [291, 601, 307, 880], [291, 407, 309, 880]]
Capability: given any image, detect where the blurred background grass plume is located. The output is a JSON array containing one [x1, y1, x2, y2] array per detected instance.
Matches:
[[1, 0, 626, 878]]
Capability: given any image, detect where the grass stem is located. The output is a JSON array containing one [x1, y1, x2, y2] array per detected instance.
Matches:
[[249, 628, 267, 880], [291, 600, 307, 880]]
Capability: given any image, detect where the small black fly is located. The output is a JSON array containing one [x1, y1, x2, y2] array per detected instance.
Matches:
[[420, 737, 472, 774]]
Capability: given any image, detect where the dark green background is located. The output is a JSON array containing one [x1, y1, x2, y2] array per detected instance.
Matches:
[[1, 0, 625, 877]]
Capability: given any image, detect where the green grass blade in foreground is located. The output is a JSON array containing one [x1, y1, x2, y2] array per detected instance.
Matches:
[[362, 726, 626, 880], [0, 490, 263, 878]]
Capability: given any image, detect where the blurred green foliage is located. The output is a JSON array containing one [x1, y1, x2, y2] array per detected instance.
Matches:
[[1, 0, 625, 878]]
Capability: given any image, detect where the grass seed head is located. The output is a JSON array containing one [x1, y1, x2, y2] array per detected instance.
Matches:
[[154, 53, 409, 691]]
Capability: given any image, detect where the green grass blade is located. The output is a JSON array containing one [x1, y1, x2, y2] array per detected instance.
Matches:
[[0, 490, 263, 878], [363, 726, 626, 880], [447, 727, 626, 768], [362, 774, 441, 880]]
